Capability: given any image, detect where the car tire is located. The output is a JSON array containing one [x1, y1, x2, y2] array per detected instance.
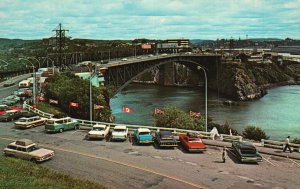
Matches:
[[59, 128, 63, 133]]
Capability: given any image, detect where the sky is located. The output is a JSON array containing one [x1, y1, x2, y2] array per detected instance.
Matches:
[[0, 0, 300, 40]]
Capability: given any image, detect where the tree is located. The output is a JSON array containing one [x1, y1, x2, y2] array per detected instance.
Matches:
[[44, 72, 113, 122], [242, 126, 269, 141], [153, 106, 204, 131]]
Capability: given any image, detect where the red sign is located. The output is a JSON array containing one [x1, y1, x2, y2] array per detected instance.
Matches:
[[32, 104, 37, 109], [154, 108, 165, 115], [122, 106, 133, 113], [37, 96, 46, 101], [49, 99, 58, 104], [141, 44, 151, 49], [190, 111, 201, 117], [69, 102, 79, 107]]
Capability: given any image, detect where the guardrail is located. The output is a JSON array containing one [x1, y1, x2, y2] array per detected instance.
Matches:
[[23, 100, 245, 141], [220, 134, 243, 142], [261, 139, 300, 152], [23, 100, 54, 119]]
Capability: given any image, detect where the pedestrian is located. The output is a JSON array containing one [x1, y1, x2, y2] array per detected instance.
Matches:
[[222, 147, 227, 163], [283, 136, 292, 153]]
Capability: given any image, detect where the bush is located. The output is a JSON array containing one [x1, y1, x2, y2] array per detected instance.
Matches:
[[242, 126, 269, 141], [153, 106, 205, 131]]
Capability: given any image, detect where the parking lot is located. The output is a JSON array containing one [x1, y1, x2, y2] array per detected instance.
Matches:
[[0, 121, 300, 189]]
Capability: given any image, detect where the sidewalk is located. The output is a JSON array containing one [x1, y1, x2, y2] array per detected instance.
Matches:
[[203, 139, 300, 160]]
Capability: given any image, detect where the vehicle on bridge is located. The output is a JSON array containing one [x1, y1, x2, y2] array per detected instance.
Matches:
[[18, 80, 31, 88], [14, 116, 48, 129], [86, 124, 110, 140], [231, 141, 263, 163], [153, 131, 178, 148], [133, 128, 153, 144], [110, 125, 128, 141], [45, 117, 79, 133], [179, 133, 206, 152], [3, 80, 15, 87], [4, 139, 54, 163]]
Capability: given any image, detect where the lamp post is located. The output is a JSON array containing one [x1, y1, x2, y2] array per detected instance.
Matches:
[[197, 65, 208, 132], [87, 63, 96, 123], [28, 57, 41, 69], [19, 58, 37, 106]]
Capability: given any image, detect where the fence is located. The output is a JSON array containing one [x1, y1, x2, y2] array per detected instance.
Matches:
[[261, 139, 300, 152]]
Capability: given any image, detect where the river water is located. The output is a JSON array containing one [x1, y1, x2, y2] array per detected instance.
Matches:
[[111, 84, 300, 140]]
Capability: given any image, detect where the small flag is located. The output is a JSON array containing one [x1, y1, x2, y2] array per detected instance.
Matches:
[[190, 111, 201, 117], [49, 99, 58, 104], [94, 104, 104, 110], [122, 106, 133, 113], [37, 96, 46, 101], [69, 102, 79, 107], [154, 108, 165, 115]]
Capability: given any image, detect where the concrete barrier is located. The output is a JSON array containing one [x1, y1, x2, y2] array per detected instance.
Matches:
[[261, 139, 300, 152], [220, 134, 243, 142]]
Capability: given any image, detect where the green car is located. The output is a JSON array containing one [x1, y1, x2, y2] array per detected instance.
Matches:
[[45, 117, 79, 133]]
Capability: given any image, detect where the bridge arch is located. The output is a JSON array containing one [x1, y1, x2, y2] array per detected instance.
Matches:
[[103, 55, 221, 96]]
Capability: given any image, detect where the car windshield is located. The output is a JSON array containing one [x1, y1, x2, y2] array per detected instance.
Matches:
[[93, 127, 104, 131], [18, 119, 27, 122], [188, 138, 202, 143], [241, 149, 257, 154], [47, 120, 55, 125], [114, 129, 125, 132], [27, 146, 39, 152], [139, 132, 150, 135]]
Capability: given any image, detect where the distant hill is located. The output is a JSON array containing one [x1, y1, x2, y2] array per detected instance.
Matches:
[[0, 38, 39, 50]]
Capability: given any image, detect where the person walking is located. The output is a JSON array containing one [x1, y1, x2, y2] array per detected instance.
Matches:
[[283, 136, 292, 153], [222, 147, 227, 163]]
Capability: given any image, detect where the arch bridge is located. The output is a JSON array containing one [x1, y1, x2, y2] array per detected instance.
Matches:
[[99, 54, 222, 96]]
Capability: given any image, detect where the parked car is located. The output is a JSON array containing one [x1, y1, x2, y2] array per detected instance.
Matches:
[[3, 139, 54, 163], [153, 130, 178, 148], [86, 124, 110, 140], [232, 141, 263, 163], [133, 128, 153, 144], [0, 105, 11, 115], [179, 133, 206, 152], [4, 95, 21, 103], [14, 116, 48, 129], [0, 99, 15, 106], [110, 125, 128, 141], [0, 110, 22, 122], [45, 117, 79, 133]]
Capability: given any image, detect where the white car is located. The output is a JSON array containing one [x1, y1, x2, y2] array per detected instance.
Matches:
[[4, 139, 54, 163], [111, 125, 128, 141], [86, 124, 110, 139], [121, 58, 128, 61]]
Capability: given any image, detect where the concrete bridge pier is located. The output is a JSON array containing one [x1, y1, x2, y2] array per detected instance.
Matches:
[[158, 63, 175, 86]]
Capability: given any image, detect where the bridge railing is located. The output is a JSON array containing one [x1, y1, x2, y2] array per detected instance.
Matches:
[[23, 100, 54, 119]]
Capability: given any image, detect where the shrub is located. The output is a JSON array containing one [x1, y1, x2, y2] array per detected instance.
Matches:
[[292, 138, 300, 144], [242, 126, 269, 141]]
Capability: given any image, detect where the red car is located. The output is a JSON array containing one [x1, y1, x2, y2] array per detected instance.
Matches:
[[0, 105, 21, 115], [179, 133, 207, 152]]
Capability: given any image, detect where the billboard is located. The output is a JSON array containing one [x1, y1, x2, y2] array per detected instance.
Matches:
[[141, 44, 152, 49]]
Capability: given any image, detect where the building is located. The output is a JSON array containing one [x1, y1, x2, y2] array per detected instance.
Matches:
[[156, 39, 190, 53], [271, 46, 300, 55]]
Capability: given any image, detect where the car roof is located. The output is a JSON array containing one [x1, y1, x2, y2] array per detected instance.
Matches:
[[6, 110, 18, 113], [138, 128, 151, 133], [114, 125, 126, 129], [236, 141, 256, 149], [159, 130, 173, 136], [19, 116, 40, 120], [93, 124, 106, 128], [14, 139, 35, 146]]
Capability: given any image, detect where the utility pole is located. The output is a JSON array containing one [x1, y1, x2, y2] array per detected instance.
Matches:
[[52, 23, 69, 70]]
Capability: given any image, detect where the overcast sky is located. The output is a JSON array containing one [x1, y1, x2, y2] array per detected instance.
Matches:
[[0, 0, 300, 40]]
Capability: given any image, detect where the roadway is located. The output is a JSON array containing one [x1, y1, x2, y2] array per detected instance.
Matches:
[[0, 73, 31, 99], [0, 122, 300, 189]]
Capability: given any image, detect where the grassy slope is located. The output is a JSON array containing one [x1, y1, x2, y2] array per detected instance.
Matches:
[[0, 156, 107, 189]]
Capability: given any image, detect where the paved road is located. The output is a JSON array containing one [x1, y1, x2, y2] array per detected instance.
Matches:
[[0, 122, 300, 189], [0, 73, 31, 99]]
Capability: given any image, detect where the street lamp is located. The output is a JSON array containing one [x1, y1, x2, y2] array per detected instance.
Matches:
[[28, 57, 41, 69], [19, 58, 37, 106], [197, 65, 208, 132], [87, 63, 96, 123]]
